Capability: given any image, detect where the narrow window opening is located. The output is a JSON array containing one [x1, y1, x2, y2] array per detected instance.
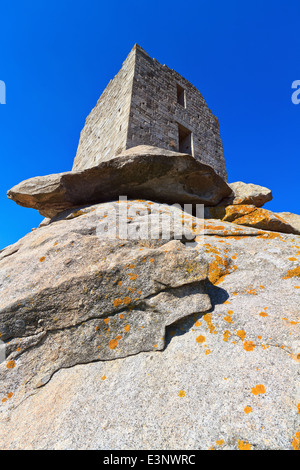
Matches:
[[178, 123, 193, 155], [176, 84, 186, 107]]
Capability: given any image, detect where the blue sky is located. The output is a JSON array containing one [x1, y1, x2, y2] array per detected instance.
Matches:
[[0, 0, 299, 250]]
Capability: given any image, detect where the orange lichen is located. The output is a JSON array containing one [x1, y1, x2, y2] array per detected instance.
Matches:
[[292, 432, 300, 450], [125, 263, 135, 269], [238, 440, 252, 450], [178, 390, 186, 397], [208, 254, 236, 285], [203, 313, 216, 334], [216, 439, 224, 446], [283, 267, 300, 279], [113, 298, 122, 307], [289, 257, 297, 261], [244, 406, 253, 414], [203, 244, 221, 255], [236, 330, 246, 341], [244, 287, 257, 295], [257, 231, 283, 240], [104, 318, 110, 324], [282, 317, 299, 325], [128, 273, 138, 280], [122, 296, 131, 305], [297, 403, 300, 415], [196, 335, 205, 343], [108, 339, 118, 350], [6, 360, 16, 369], [224, 310, 234, 323], [119, 313, 124, 319], [223, 330, 231, 342], [39, 256, 45, 262], [251, 384, 265, 395], [101, 376, 106, 381], [259, 311, 268, 317], [243, 341, 255, 351]]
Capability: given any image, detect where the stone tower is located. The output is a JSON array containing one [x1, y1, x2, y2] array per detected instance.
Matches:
[[72, 44, 227, 181]]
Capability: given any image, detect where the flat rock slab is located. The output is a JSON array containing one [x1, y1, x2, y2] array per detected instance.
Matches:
[[204, 205, 300, 235], [219, 181, 272, 207], [275, 212, 300, 234], [7, 145, 231, 218]]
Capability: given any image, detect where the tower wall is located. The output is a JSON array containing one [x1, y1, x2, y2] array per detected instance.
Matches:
[[127, 46, 227, 180], [73, 45, 227, 181], [72, 48, 135, 171]]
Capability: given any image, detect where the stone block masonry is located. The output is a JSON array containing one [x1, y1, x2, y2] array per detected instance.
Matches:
[[73, 44, 227, 181]]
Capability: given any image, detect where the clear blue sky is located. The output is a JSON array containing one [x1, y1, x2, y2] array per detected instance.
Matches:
[[0, 0, 299, 250]]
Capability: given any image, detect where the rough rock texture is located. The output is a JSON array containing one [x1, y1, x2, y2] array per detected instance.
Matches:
[[73, 44, 228, 181], [7, 146, 231, 219], [0, 200, 299, 450], [205, 205, 300, 235], [219, 181, 273, 207], [275, 212, 300, 234]]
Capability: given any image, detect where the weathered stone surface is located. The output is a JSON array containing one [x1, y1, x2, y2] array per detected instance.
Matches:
[[219, 181, 273, 207], [0, 200, 299, 450], [226, 207, 300, 234], [0, 200, 210, 408], [7, 146, 231, 219], [73, 45, 227, 181], [275, 212, 300, 234], [205, 205, 300, 235]]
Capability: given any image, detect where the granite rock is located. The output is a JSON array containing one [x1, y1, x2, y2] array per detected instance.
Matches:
[[7, 146, 231, 219], [219, 181, 273, 207], [205, 205, 300, 235], [0, 200, 299, 450]]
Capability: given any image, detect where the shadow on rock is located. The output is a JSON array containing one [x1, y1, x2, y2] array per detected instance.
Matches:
[[164, 281, 228, 347]]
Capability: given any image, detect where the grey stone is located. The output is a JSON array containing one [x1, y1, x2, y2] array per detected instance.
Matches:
[[7, 145, 232, 218], [0, 200, 299, 450], [204, 205, 300, 235], [72, 45, 227, 181], [275, 212, 300, 234], [219, 181, 273, 207]]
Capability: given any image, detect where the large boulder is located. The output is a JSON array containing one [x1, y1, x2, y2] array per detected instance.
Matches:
[[7, 146, 231, 219], [219, 181, 273, 207], [0, 199, 299, 450], [205, 205, 300, 235], [275, 212, 300, 234]]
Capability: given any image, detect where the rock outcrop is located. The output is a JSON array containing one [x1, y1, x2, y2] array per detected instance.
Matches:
[[219, 181, 273, 207], [2, 130, 300, 451], [275, 212, 300, 234], [7, 146, 231, 219], [205, 205, 300, 235], [0, 200, 299, 450]]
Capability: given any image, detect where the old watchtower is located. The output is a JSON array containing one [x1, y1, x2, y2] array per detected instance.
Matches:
[[72, 44, 227, 181]]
